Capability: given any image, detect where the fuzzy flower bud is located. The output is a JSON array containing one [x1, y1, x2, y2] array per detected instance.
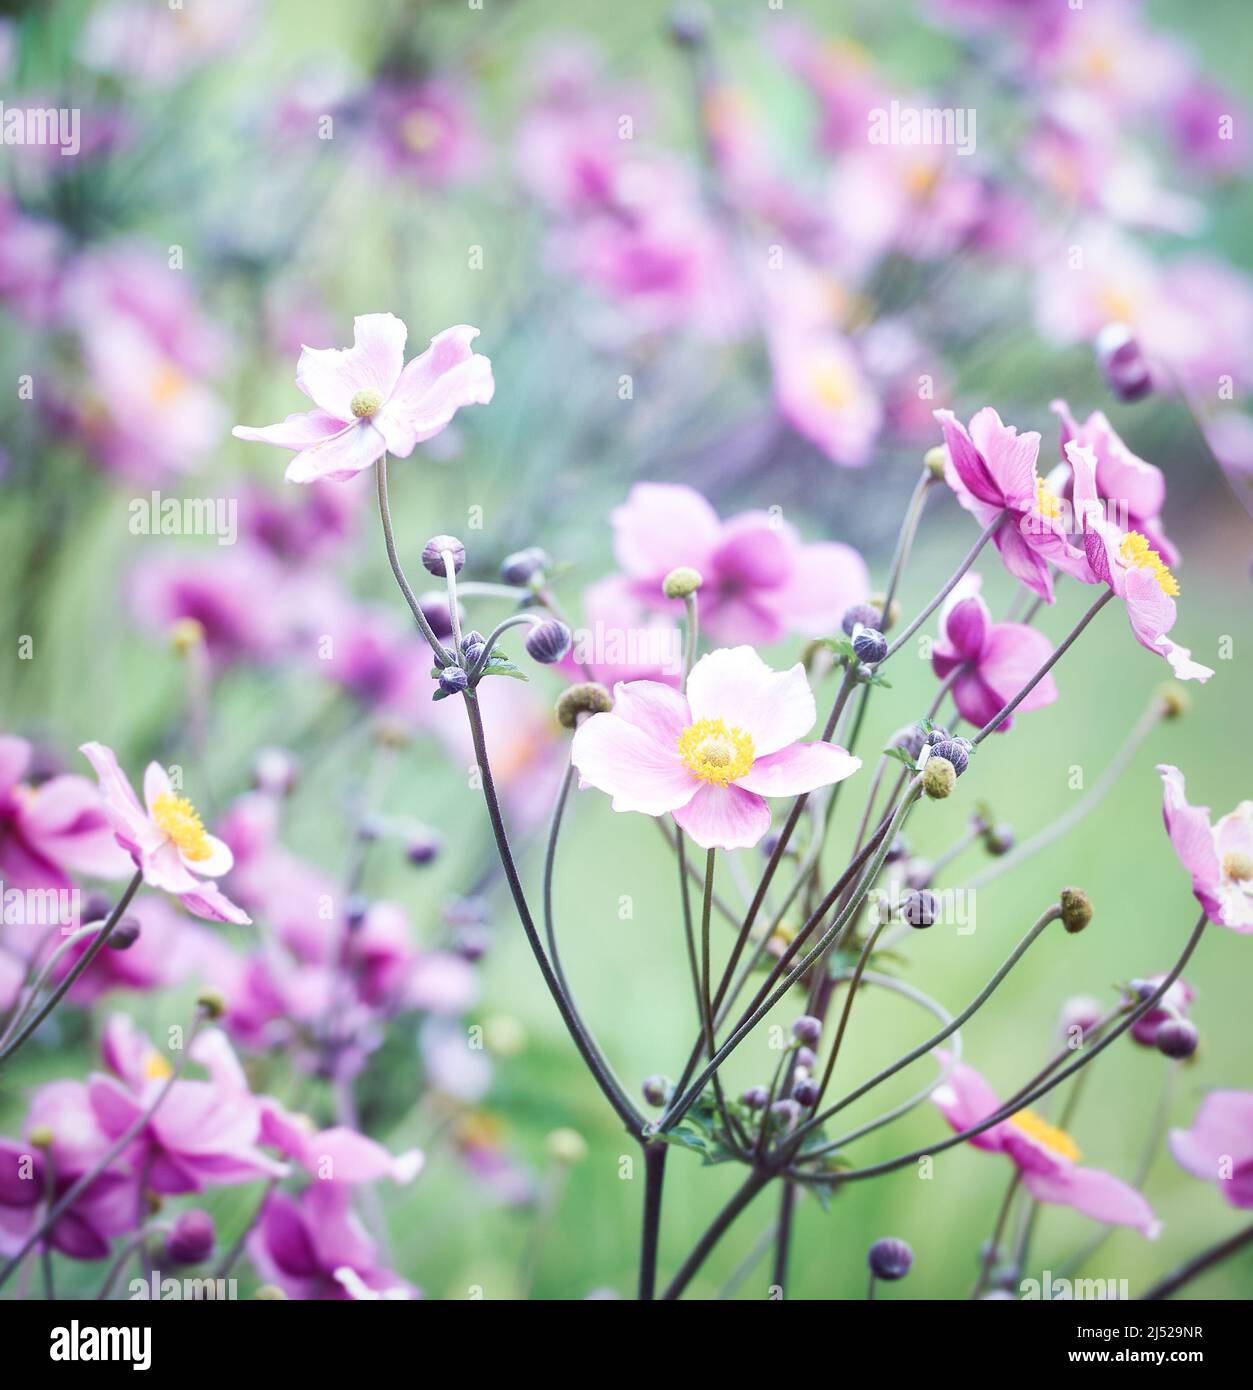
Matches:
[[927, 737, 970, 776], [556, 681, 613, 729], [741, 1085, 770, 1110], [421, 535, 465, 576], [438, 665, 469, 695], [662, 566, 703, 600], [984, 823, 1015, 856], [460, 629, 486, 668], [166, 1209, 215, 1265], [1059, 887, 1093, 934], [405, 827, 442, 866], [923, 445, 948, 480], [852, 627, 888, 665], [545, 1128, 589, 1165], [902, 889, 940, 928], [417, 591, 463, 642], [170, 617, 205, 656], [792, 1078, 820, 1108], [1155, 1018, 1199, 1059], [500, 546, 551, 586], [28, 1125, 54, 1150], [196, 988, 227, 1020], [1095, 322, 1153, 403], [841, 602, 882, 636], [1156, 682, 1189, 719], [922, 757, 957, 800], [792, 1015, 822, 1047], [106, 916, 142, 950], [642, 1075, 672, 1108], [525, 619, 572, 665], [868, 1236, 914, 1280]]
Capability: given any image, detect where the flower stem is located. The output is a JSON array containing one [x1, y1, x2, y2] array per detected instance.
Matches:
[[661, 1168, 771, 1300], [374, 455, 451, 662], [1141, 1220, 1253, 1301], [638, 1141, 669, 1301], [771, 1180, 797, 1299]]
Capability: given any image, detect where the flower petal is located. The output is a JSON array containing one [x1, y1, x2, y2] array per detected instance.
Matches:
[[736, 742, 860, 798], [285, 420, 387, 484], [232, 408, 349, 451], [1021, 1163, 1160, 1236], [570, 711, 696, 816], [295, 313, 407, 419], [671, 783, 771, 850], [611, 482, 722, 580], [685, 647, 816, 757], [384, 324, 494, 454]]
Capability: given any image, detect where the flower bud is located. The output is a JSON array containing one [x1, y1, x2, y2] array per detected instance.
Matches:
[[453, 924, 491, 962], [1059, 886, 1093, 934], [525, 619, 572, 665], [885, 833, 910, 864], [770, 1098, 800, 1130], [922, 757, 956, 800], [166, 1209, 215, 1265], [438, 665, 469, 695], [1058, 995, 1103, 1041], [405, 827, 442, 865], [668, 1, 710, 47], [924, 726, 951, 747], [792, 1078, 820, 1108], [904, 858, 932, 891], [418, 591, 463, 641], [1155, 1018, 1199, 1059], [1156, 682, 1189, 719], [852, 627, 888, 665], [28, 1125, 54, 1149], [927, 737, 970, 776], [841, 602, 882, 636], [795, 1046, 816, 1071], [500, 546, 551, 586], [1094, 322, 1153, 403], [923, 445, 948, 480], [741, 1085, 769, 1110], [170, 617, 205, 655], [642, 1075, 672, 1108], [106, 915, 142, 950], [196, 988, 227, 1019], [421, 535, 465, 576], [556, 681, 613, 729], [460, 629, 486, 668], [253, 746, 299, 797], [902, 889, 940, 928], [662, 566, 703, 600], [345, 894, 369, 929], [792, 1015, 822, 1047], [867, 1236, 913, 1280], [82, 891, 112, 924], [984, 822, 1015, 856], [545, 1127, 588, 1165]]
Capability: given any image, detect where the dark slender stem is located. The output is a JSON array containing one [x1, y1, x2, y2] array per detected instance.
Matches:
[[880, 468, 935, 618], [638, 1141, 668, 1301], [543, 761, 577, 999], [1141, 1221, 1253, 1301], [771, 1181, 797, 1299], [661, 1169, 771, 1300]]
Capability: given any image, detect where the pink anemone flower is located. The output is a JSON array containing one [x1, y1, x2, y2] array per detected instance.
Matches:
[[930, 576, 1058, 733], [79, 742, 250, 925], [933, 1056, 1159, 1236], [232, 313, 494, 484], [1158, 765, 1253, 931], [1170, 1091, 1253, 1209], [570, 646, 861, 851]]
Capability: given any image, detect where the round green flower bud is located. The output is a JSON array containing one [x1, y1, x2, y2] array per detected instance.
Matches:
[[662, 566, 703, 600], [196, 988, 227, 1019], [1060, 887, 1093, 934], [924, 445, 948, 480], [1156, 682, 1189, 719], [922, 757, 957, 800], [28, 1125, 54, 1150], [545, 1127, 589, 1165], [555, 681, 613, 729]]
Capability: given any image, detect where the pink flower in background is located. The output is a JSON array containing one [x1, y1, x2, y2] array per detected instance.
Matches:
[[773, 28, 891, 154], [1170, 1091, 1253, 1209], [368, 78, 485, 186], [612, 482, 869, 645], [80, 0, 257, 85], [1158, 765, 1253, 931], [571, 647, 860, 851], [233, 314, 494, 483], [79, 742, 250, 925], [0, 196, 63, 323], [0, 736, 131, 892], [768, 319, 883, 469], [934, 406, 1082, 603], [56, 897, 209, 1005], [1171, 79, 1251, 176], [930, 577, 1058, 732], [932, 1056, 1159, 1236], [1068, 444, 1213, 683], [1129, 972, 1195, 1047], [563, 576, 683, 687], [260, 1102, 423, 1187]]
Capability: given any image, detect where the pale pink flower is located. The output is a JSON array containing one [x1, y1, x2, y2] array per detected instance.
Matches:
[[1158, 765, 1253, 931], [232, 314, 494, 484], [79, 742, 249, 925], [570, 647, 860, 851], [1170, 1091, 1253, 1209], [768, 319, 883, 469]]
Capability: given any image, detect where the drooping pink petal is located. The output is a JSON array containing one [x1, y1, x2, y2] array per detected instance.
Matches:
[[611, 482, 722, 580], [384, 324, 495, 454], [685, 647, 815, 757], [1170, 1091, 1253, 1207], [930, 1056, 1011, 1152], [570, 710, 697, 816], [177, 878, 251, 925], [232, 408, 348, 451], [993, 520, 1054, 602], [968, 406, 1041, 508], [79, 741, 148, 852], [295, 313, 407, 420], [736, 742, 860, 798], [1020, 1163, 1160, 1236], [951, 669, 1009, 731], [300, 1127, 424, 1185], [285, 420, 387, 485], [942, 592, 990, 662], [671, 782, 771, 850], [1158, 764, 1223, 918], [934, 409, 1002, 507]]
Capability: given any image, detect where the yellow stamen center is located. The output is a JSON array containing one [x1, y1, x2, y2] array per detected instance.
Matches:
[[143, 1051, 173, 1081], [1035, 476, 1063, 521], [677, 718, 755, 786], [150, 363, 186, 407], [151, 792, 212, 863], [1222, 851, 1253, 883], [812, 358, 853, 411], [1010, 1109, 1081, 1162], [1119, 531, 1179, 596], [399, 110, 442, 154], [350, 388, 384, 418], [1096, 286, 1138, 324]]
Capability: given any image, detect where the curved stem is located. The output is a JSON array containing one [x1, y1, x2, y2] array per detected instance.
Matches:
[[374, 455, 451, 662], [470, 613, 542, 682], [1141, 1220, 1253, 1301], [542, 761, 577, 999], [661, 1168, 771, 1300]]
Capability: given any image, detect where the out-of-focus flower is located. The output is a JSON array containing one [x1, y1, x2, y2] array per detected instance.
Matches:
[[930, 577, 1057, 732], [1170, 1091, 1253, 1208], [932, 1056, 1159, 1235], [367, 78, 484, 186], [611, 482, 868, 644], [0, 195, 63, 323], [768, 318, 883, 469], [260, 1102, 423, 1186], [0, 735, 131, 892], [80, 0, 258, 85], [232, 315, 494, 484], [79, 743, 250, 925], [1158, 765, 1253, 931], [55, 897, 209, 1005], [563, 577, 683, 687], [1171, 79, 1250, 176], [571, 647, 860, 851], [1128, 972, 1195, 1047]]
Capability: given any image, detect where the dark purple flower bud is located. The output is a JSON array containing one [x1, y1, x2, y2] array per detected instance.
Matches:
[[928, 737, 970, 776], [418, 591, 462, 641], [461, 630, 486, 667], [642, 1075, 672, 1107], [792, 1078, 820, 1108], [439, 665, 469, 695], [852, 627, 888, 665], [453, 924, 491, 962], [1155, 1018, 1199, 1059], [106, 915, 142, 950], [770, 1098, 800, 1130], [924, 726, 951, 747], [500, 546, 551, 586], [406, 827, 442, 865], [668, 1, 709, 47], [82, 891, 112, 924], [902, 890, 940, 928], [741, 1085, 770, 1110], [421, 535, 466, 576], [1095, 323, 1153, 404], [841, 602, 883, 636], [985, 822, 1015, 856], [253, 746, 300, 797], [795, 1046, 816, 1070], [166, 1209, 215, 1265], [792, 1015, 822, 1047], [525, 620, 572, 665], [867, 1236, 913, 1281], [760, 831, 784, 859]]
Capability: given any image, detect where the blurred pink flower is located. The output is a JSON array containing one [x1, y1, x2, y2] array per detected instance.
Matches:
[[80, 0, 257, 85], [79, 742, 250, 925], [0, 195, 62, 323], [260, 1101, 423, 1187], [56, 897, 209, 1005], [571, 647, 860, 851], [367, 78, 485, 186], [1170, 1091, 1253, 1209], [563, 576, 683, 687], [232, 314, 494, 484], [1158, 765, 1253, 931], [768, 318, 883, 468], [1129, 972, 1194, 1047], [933, 1056, 1159, 1236]]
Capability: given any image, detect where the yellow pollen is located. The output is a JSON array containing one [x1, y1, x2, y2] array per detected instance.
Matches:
[[812, 359, 853, 411], [1035, 476, 1062, 521], [1096, 286, 1138, 324], [151, 792, 212, 862], [399, 110, 442, 154], [1009, 1109, 1082, 1162], [677, 718, 755, 786], [904, 159, 941, 199], [143, 1051, 173, 1081], [350, 387, 384, 418], [1222, 851, 1253, 882], [1119, 531, 1179, 596], [150, 363, 186, 407]]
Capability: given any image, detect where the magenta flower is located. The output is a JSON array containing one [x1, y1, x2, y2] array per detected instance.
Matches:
[[368, 78, 484, 186], [232, 314, 494, 484], [570, 647, 861, 851], [1158, 765, 1253, 931], [930, 577, 1058, 733], [1170, 1091, 1253, 1209], [934, 406, 1084, 602], [0, 736, 130, 892], [79, 742, 250, 925], [612, 483, 869, 645], [1129, 972, 1195, 1047], [768, 319, 883, 469], [932, 1057, 1159, 1235], [259, 1102, 424, 1187]]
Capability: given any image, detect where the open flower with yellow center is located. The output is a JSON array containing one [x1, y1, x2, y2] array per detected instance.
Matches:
[[933, 1054, 1159, 1236], [570, 647, 861, 851], [1159, 764, 1253, 933], [79, 742, 249, 925]]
